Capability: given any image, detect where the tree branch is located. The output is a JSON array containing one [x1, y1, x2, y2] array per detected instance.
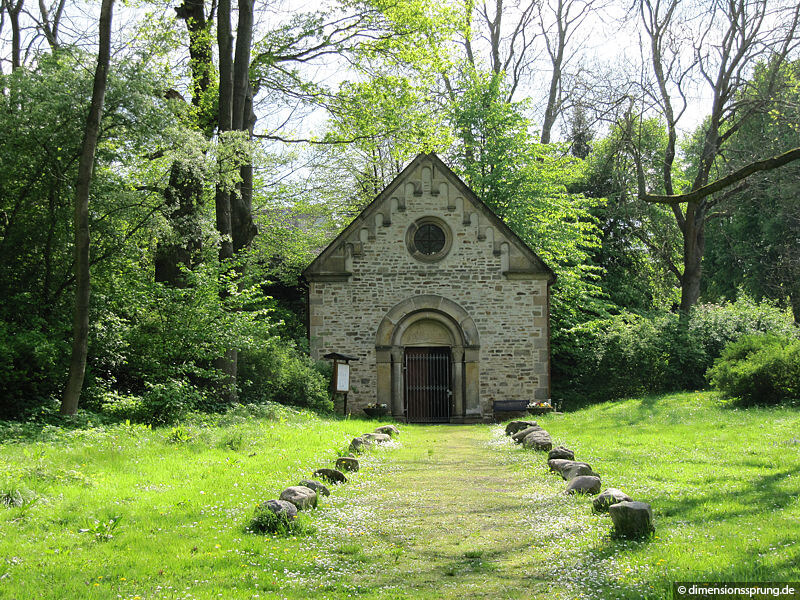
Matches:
[[640, 147, 800, 205], [253, 131, 396, 145]]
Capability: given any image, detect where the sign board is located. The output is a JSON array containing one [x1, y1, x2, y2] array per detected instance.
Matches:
[[335, 362, 350, 393]]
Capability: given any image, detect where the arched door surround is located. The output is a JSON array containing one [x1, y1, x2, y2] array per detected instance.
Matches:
[[375, 295, 480, 422]]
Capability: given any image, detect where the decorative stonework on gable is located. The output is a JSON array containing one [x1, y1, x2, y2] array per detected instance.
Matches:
[[304, 153, 554, 423]]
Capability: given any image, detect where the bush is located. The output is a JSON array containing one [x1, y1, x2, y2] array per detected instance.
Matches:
[[99, 380, 204, 425], [239, 341, 332, 412], [247, 503, 315, 536], [554, 297, 798, 405], [100, 391, 147, 422], [141, 379, 205, 424], [707, 335, 800, 405], [0, 321, 68, 419]]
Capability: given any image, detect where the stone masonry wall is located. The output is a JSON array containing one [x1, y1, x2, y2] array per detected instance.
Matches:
[[307, 158, 551, 418]]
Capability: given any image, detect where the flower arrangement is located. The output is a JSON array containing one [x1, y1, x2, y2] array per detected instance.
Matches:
[[528, 400, 554, 414], [363, 403, 389, 417]]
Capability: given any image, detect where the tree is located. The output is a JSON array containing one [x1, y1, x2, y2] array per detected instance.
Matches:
[[60, 0, 114, 415], [580, 114, 682, 311], [1, 0, 24, 71], [703, 59, 800, 323], [449, 69, 605, 325], [154, 0, 216, 286], [630, 0, 800, 313], [537, 0, 601, 144], [567, 102, 593, 159], [439, 0, 602, 143]]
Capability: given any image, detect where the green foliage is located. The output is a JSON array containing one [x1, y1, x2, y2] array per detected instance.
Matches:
[[239, 341, 333, 412], [578, 116, 682, 312], [166, 424, 195, 443], [0, 49, 216, 420], [247, 504, 315, 536], [556, 297, 798, 405], [99, 392, 147, 423], [323, 75, 453, 206], [78, 515, 123, 542], [448, 69, 608, 332], [703, 59, 800, 321], [142, 381, 206, 425], [86, 260, 277, 417], [708, 335, 800, 405], [0, 321, 68, 420]]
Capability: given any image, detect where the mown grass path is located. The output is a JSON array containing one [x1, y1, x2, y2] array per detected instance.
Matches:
[[301, 424, 612, 600]]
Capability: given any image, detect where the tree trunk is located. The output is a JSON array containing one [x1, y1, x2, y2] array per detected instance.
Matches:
[[213, 0, 238, 403], [232, 0, 253, 132], [791, 292, 800, 327], [230, 0, 257, 253], [155, 0, 214, 286], [216, 0, 234, 262], [154, 161, 204, 286], [60, 0, 114, 415], [175, 0, 215, 136], [540, 72, 560, 144], [679, 202, 705, 314], [232, 82, 257, 252], [5, 0, 23, 71]]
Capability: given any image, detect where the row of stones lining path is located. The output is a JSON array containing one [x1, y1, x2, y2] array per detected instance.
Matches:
[[293, 424, 633, 600]]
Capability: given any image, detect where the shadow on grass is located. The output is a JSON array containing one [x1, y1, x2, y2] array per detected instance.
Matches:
[[657, 465, 800, 522]]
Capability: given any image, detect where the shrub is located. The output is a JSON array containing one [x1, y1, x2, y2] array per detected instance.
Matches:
[[239, 341, 332, 412], [247, 503, 315, 536], [99, 380, 204, 425], [554, 297, 798, 405], [707, 335, 800, 405], [141, 380, 205, 424], [100, 391, 147, 422], [0, 321, 68, 419]]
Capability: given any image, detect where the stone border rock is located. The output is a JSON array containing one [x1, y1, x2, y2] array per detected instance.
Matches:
[[252, 423, 401, 533], [502, 418, 654, 539]]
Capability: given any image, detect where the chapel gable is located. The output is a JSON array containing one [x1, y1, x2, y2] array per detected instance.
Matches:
[[303, 153, 554, 282]]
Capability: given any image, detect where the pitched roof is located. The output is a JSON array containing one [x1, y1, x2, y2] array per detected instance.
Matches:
[[303, 152, 556, 282]]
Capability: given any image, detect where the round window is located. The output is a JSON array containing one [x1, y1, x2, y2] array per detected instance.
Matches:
[[414, 223, 446, 255], [406, 217, 452, 262]]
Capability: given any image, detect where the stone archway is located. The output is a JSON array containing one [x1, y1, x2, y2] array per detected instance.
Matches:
[[376, 295, 480, 423]]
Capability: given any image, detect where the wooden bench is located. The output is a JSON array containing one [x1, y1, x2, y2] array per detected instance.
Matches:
[[491, 400, 531, 422], [492, 400, 529, 412]]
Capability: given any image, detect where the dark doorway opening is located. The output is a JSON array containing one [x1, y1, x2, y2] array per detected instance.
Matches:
[[404, 347, 452, 423]]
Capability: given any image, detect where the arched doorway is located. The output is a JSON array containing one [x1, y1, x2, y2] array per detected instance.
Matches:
[[401, 318, 453, 423], [375, 295, 480, 423]]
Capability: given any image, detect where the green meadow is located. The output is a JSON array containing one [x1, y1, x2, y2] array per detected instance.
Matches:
[[1, 393, 799, 599]]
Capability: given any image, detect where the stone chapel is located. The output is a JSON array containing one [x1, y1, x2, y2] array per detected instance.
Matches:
[[303, 153, 555, 423]]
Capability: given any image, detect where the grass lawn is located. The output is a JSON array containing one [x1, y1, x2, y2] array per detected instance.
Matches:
[[1, 393, 799, 599], [0, 404, 372, 600], [538, 391, 800, 590]]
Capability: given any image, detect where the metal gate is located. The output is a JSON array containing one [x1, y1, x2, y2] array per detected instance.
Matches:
[[404, 347, 452, 423]]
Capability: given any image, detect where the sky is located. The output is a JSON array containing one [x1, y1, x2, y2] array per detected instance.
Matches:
[[0, 0, 784, 146]]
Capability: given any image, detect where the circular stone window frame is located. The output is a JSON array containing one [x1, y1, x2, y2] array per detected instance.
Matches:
[[406, 216, 453, 263]]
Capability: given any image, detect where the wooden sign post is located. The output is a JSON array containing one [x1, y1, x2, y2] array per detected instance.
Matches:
[[323, 352, 358, 416]]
